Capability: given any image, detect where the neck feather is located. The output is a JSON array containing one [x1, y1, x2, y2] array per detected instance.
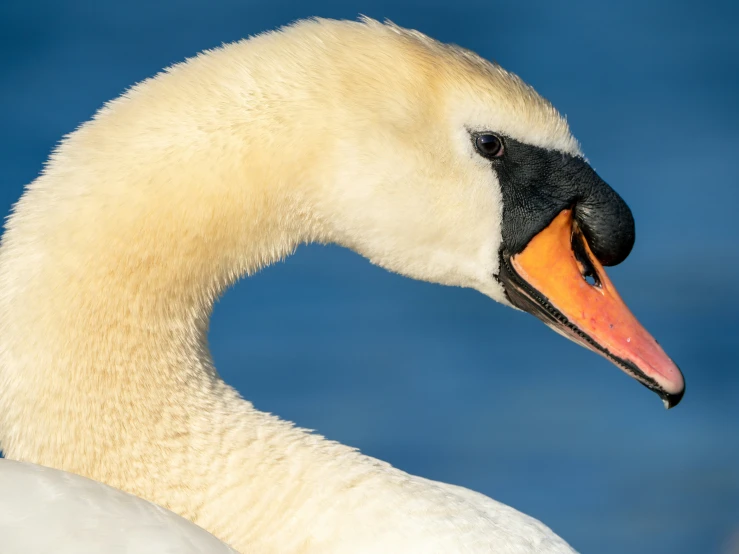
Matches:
[[0, 46, 352, 546]]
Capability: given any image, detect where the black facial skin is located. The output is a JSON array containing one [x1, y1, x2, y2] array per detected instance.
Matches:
[[473, 133, 635, 267]]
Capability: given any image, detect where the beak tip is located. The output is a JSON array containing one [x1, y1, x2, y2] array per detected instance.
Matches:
[[661, 382, 685, 410]]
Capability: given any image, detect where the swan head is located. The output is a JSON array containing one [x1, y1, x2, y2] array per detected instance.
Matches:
[[306, 19, 685, 406]]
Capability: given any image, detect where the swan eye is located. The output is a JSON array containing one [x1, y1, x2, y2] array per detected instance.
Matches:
[[475, 134, 504, 159]]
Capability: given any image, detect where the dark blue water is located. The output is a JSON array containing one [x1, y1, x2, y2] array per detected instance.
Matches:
[[1, 2, 737, 553]]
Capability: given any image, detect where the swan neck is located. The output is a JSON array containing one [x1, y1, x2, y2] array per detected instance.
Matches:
[[0, 56, 334, 467]]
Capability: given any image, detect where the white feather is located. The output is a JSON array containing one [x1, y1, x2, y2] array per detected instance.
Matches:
[[0, 460, 238, 553]]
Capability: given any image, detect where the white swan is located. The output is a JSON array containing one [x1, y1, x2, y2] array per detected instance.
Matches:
[[0, 18, 684, 554]]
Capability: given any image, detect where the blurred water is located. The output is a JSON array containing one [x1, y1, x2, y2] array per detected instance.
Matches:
[[1, 1, 737, 553]]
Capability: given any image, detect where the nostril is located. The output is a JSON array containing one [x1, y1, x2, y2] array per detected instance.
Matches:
[[571, 225, 602, 288], [583, 272, 599, 287]]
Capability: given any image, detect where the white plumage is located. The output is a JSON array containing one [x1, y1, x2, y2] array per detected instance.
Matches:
[[0, 460, 238, 553]]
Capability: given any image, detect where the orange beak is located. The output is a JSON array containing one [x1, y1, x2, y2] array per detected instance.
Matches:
[[500, 209, 685, 407]]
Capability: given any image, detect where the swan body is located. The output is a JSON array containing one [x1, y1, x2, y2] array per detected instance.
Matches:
[[0, 17, 684, 553], [0, 459, 238, 554]]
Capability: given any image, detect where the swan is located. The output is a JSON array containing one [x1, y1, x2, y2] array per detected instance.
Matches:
[[0, 17, 685, 553]]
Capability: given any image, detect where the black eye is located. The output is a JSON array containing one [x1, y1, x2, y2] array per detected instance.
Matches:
[[475, 134, 504, 159]]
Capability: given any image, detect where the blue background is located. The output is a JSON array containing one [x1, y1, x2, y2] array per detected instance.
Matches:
[[1, 1, 737, 553]]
